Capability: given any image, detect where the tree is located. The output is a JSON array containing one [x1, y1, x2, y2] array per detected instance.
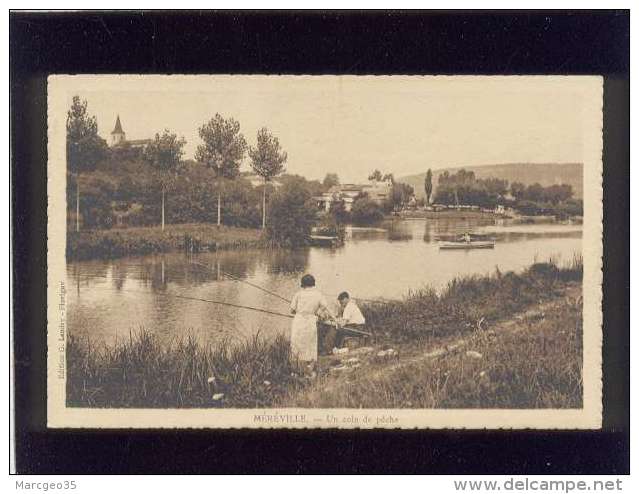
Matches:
[[387, 182, 414, 211], [368, 169, 383, 182], [524, 183, 545, 202], [543, 184, 573, 204], [424, 169, 433, 205], [329, 200, 350, 225], [351, 197, 384, 225], [510, 181, 526, 201], [482, 177, 509, 197], [382, 173, 395, 184], [248, 127, 288, 229], [143, 129, 186, 231], [437, 169, 476, 205], [195, 114, 247, 226], [322, 173, 340, 189], [66, 96, 108, 231], [266, 182, 317, 246], [278, 174, 325, 197]]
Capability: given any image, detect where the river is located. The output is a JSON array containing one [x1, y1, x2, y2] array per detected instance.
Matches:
[[66, 218, 582, 346]]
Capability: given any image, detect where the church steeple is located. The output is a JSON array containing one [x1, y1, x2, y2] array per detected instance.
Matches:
[[110, 115, 126, 146], [112, 115, 124, 134]]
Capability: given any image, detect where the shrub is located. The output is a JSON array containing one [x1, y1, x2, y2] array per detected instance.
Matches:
[[351, 197, 385, 225], [266, 182, 317, 246], [329, 201, 351, 224]]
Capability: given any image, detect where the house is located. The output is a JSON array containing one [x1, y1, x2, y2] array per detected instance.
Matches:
[[360, 179, 393, 204], [313, 179, 392, 212], [109, 115, 153, 150]]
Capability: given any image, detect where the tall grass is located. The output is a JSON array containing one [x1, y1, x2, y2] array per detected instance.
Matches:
[[362, 257, 582, 344], [67, 331, 307, 408]]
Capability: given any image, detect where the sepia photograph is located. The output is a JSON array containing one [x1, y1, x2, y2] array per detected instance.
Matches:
[[46, 75, 602, 428]]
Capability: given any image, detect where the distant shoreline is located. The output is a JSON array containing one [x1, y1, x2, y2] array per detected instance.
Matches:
[[391, 209, 502, 220]]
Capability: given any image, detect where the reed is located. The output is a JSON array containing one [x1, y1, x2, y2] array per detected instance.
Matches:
[[67, 331, 307, 408], [361, 257, 582, 344]]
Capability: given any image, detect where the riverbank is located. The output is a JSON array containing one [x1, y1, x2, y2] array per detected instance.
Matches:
[[393, 209, 501, 220], [67, 258, 583, 408], [67, 223, 267, 260]]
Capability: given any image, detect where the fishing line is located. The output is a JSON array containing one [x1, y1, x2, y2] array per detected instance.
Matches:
[[190, 260, 292, 303], [71, 272, 294, 318], [88, 284, 295, 319], [190, 260, 390, 304]]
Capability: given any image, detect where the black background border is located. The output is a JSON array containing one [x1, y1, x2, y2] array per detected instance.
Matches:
[[10, 10, 630, 474]]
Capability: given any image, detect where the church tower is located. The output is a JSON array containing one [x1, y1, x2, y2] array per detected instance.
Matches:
[[110, 115, 126, 146]]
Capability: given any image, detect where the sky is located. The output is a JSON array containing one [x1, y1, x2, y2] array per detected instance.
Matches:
[[63, 75, 593, 184]]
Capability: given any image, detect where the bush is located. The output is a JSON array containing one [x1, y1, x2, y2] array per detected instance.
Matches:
[[351, 198, 385, 225], [514, 200, 541, 216], [266, 182, 317, 246], [329, 201, 351, 224]]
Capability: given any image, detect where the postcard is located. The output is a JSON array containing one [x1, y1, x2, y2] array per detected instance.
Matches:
[[47, 75, 602, 428]]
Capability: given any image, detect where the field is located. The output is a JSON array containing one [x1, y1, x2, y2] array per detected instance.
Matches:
[[67, 223, 266, 260], [66, 258, 583, 409]]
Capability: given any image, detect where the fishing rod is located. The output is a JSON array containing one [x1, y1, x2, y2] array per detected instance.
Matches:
[[190, 260, 292, 303], [72, 272, 294, 318]]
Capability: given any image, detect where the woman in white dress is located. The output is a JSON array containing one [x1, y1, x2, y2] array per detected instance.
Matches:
[[289, 274, 333, 363]]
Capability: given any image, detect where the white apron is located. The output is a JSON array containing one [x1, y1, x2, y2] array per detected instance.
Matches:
[[289, 287, 328, 362], [291, 313, 319, 362]]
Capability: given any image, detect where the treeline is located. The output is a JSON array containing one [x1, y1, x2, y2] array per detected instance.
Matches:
[[433, 169, 582, 216], [66, 96, 327, 243], [69, 158, 324, 230]]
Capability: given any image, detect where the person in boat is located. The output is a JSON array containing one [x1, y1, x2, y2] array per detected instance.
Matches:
[[289, 274, 335, 364]]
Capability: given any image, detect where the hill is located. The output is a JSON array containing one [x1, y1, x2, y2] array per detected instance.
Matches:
[[399, 163, 583, 200]]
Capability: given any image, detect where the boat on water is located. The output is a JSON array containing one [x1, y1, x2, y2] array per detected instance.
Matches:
[[438, 232, 495, 250], [309, 235, 343, 247], [310, 226, 345, 247], [439, 240, 495, 250]]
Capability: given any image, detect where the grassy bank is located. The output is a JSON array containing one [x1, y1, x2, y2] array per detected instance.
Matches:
[[67, 223, 266, 260], [67, 258, 583, 408], [291, 289, 582, 408]]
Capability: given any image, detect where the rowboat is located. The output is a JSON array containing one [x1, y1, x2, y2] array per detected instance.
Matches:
[[439, 240, 495, 250], [309, 235, 343, 247]]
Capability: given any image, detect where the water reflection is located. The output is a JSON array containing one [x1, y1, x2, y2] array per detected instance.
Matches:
[[67, 218, 582, 346]]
